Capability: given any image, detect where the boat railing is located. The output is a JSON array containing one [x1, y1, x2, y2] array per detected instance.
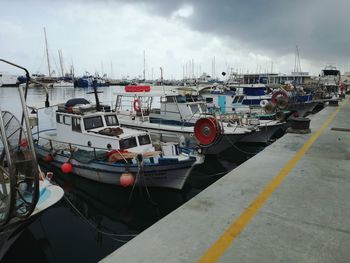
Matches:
[[0, 59, 41, 227], [36, 135, 131, 163]]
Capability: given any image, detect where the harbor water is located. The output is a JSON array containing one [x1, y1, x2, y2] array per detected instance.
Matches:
[[0, 86, 265, 262]]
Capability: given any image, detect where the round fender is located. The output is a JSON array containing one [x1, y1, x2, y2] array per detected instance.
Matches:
[[260, 99, 269, 107]]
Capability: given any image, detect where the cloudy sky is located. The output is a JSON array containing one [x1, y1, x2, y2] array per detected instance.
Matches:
[[1, 0, 349, 79]]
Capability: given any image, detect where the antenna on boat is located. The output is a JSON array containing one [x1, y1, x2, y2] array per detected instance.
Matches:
[[87, 79, 103, 111]]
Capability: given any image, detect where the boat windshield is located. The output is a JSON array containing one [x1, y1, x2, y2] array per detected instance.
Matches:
[[119, 137, 138, 150], [83, 116, 104, 130], [323, 70, 340, 76], [199, 103, 206, 112], [105, 114, 119, 126], [189, 104, 200, 114], [138, 134, 151, 146]]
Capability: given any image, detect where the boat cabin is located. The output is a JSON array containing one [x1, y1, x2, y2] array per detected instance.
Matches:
[[55, 99, 153, 152], [115, 93, 207, 126]]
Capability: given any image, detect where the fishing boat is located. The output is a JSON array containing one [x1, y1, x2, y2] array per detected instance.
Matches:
[[0, 58, 64, 260], [319, 65, 341, 98], [180, 86, 286, 144], [0, 72, 18, 87], [32, 92, 203, 190], [114, 88, 258, 154]]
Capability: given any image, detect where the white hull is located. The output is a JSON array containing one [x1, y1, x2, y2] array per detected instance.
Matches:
[[118, 117, 251, 155], [35, 145, 196, 190], [53, 81, 74, 88]]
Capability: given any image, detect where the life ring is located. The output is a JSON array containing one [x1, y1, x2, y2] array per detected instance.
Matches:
[[260, 99, 269, 107], [194, 117, 222, 146], [133, 99, 141, 112], [271, 90, 288, 104]]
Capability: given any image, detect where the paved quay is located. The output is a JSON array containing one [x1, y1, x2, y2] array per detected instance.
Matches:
[[102, 98, 350, 263]]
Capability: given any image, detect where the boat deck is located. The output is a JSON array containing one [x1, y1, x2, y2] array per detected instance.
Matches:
[[101, 98, 350, 263]]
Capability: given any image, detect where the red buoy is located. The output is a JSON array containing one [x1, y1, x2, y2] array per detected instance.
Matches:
[[120, 173, 135, 187], [61, 162, 73, 173], [194, 117, 221, 146]]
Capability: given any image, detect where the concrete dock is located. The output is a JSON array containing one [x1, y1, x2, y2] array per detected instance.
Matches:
[[102, 98, 350, 263]]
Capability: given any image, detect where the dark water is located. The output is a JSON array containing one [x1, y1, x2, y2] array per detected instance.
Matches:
[[0, 86, 266, 262]]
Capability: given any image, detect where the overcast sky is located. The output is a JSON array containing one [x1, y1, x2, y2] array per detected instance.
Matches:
[[1, 0, 349, 79]]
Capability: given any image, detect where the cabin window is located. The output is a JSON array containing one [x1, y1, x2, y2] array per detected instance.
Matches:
[[64, 116, 71, 125], [84, 116, 103, 130], [72, 117, 81, 132], [189, 104, 199, 114], [232, 96, 240, 103], [238, 96, 244, 103], [119, 137, 138, 150], [56, 114, 63, 123], [176, 95, 186, 103], [105, 115, 119, 126], [166, 96, 176, 103], [138, 135, 151, 146], [206, 98, 213, 103], [199, 103, 206, 112]]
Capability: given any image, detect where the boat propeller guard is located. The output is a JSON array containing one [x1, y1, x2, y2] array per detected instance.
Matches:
[[271, 90, 289, 106], [194, 117, 222, 146]]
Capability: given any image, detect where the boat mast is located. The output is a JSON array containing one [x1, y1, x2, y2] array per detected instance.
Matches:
[[143, 50, 146, 81], [58, 49, 64, 77], [43, 27, 52, 78]]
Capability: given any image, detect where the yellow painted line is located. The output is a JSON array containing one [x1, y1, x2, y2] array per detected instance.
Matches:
[[198, 99, 348, 263]]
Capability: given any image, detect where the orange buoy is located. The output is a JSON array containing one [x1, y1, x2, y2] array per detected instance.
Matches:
[[120, 173, 134, 187], [61, 162, 73, 173]]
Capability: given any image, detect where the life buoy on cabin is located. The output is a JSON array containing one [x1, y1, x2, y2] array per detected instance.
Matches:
[[194, 117, 222, 146], [260, 99, 269, 107], [133, 99, 141, 112], [271, 90, 288, 105]]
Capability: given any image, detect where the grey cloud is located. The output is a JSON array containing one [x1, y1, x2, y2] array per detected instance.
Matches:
[[112, 0, 350, 65]]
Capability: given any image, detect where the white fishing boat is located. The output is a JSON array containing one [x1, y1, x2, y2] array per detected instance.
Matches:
[[53, 80, 74, 88], [114, 88, 258, 154], [33, 95, 203, 190], [0, 58, 64, 260], [0, 72, 18, 87], [319, 65, 341, 98]]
